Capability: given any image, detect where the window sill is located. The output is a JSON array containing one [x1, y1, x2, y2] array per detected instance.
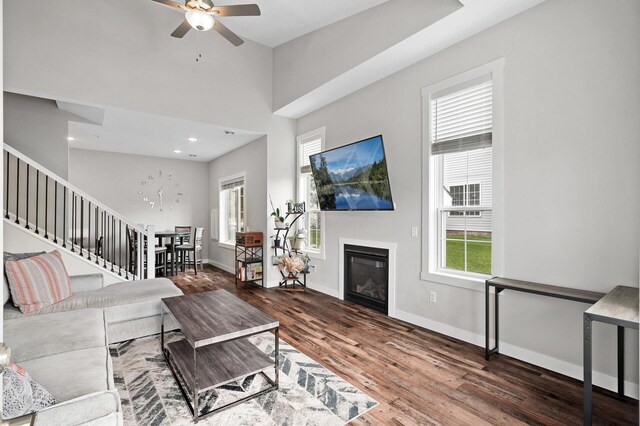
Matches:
[[218, 241, 235, 250], [302, 249, 325, 261], [420, 270, 488, 293]]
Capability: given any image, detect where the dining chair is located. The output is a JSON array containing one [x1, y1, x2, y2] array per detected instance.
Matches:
[[168, 226, 192, 269], [176, 227, 204, 274]]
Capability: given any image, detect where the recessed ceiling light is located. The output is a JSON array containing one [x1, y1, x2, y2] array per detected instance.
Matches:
[[173, 149, 182, 154], [188, 137, 198, 142], [67, 137, 75, 141]]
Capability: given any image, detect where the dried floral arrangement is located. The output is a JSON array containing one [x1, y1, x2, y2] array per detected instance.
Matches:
[[277, 254, 305, 274]]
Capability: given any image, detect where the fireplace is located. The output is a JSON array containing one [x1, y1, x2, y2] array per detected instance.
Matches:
[[344, 244, 389, 314]]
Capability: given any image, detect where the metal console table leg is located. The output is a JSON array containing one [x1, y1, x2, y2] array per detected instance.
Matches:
[[485, 281, 502, 360], [583, 313, 592, 426]]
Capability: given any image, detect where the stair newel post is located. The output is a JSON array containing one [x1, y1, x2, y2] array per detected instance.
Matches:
[[15, 157, 20, 225], [25, 164, 30, 229], [146, 225, 155, 280], [111, 216, 115, 273], [118, 220, 122, 276], [125, 225, 129, 280], [95, 207, 99, 264], [102, 212, 107, 269], [87, 201, 91, 261], [79, 196, 84, 255], [62, 187, 67, 248], [136, 223, 145, 280], [44, 175, 49, 238], [4, 151, 9, 219], [35, 172, 40, 234], [70, 192, 75, 251], [53, 181, 58, 243]]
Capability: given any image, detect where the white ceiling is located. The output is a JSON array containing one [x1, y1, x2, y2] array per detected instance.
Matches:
[[66, 104, 264, 162], [158, 0, 389, 47]]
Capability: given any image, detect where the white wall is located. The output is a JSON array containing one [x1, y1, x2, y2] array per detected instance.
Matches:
[[272, 0, 460, 111], [297, 0, 640, 394], [68, 149, 210, 259], [4, 92, 86, 179], [4, 222, 121, 285], [208, 137, 267, 272], [3, 0, 273, 134]]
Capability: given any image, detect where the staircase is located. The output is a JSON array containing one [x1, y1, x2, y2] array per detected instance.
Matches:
[[3, 144, 155, 280]]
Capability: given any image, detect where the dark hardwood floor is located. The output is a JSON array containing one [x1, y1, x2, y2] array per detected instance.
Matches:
[[170, 265, 638, 425]]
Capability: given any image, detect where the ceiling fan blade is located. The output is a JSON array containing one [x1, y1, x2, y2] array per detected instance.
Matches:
[[213, 20, 244, 46], [171, 20, 192, 38], [209, 4, 260, 17], [151, 0, 185, 11]]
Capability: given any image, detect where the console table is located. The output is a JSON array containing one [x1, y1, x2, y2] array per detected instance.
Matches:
[[485, 277, 605, 360], [583, 285, 639, 425]]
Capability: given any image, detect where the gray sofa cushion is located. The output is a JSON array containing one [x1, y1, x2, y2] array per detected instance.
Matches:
[[4, 278, 181, 320], [4, 309, 107, 363], [21, 347, 115, 404]]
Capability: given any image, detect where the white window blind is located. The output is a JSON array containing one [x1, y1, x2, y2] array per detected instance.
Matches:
[[299, 137, 322, 174], [221, 177, 244, 190], [431, 78, 492, 155]]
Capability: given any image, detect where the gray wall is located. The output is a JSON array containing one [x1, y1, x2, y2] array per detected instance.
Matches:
[[208, 137, 268, 272], [296, 0, 640, 391], [4, 0, 273, 134], [68, 149, 210, 259], [4, 92, 79, 179], [272, 0, 460, 111]]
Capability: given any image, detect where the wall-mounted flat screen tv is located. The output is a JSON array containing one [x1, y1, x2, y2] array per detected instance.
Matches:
[[309, 134, 394, 211]]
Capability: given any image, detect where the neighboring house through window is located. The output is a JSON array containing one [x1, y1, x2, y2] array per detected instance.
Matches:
[[421, 60, 504, 286], [297, 127, 325, 259], [219, 173, 245, 247]]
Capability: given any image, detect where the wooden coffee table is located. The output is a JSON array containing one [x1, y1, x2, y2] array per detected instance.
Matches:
[[160, 290, 279, 423]]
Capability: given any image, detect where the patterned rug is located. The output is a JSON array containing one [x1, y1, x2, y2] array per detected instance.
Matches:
[[110, 332, 378, 425]]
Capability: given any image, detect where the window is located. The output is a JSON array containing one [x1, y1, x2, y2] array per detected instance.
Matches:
[[447, 184, 480, 216], [421, 60, 504, 286], [297, 127, 325, 258], [219, 173, 245, 247]]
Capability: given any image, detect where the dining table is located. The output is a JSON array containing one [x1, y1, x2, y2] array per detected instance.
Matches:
[[155, 230, 191, 276]]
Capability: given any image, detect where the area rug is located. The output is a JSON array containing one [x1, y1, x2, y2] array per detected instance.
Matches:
[[110, 332, 378, 425]]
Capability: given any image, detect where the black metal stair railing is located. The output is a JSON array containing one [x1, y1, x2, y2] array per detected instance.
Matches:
[[2, 144, 153, 280]]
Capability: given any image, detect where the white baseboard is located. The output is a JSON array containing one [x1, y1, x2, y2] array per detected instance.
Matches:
[[394, 309, 639, 399], [205, 259, 234, 274], [306, 281, 341, 299]]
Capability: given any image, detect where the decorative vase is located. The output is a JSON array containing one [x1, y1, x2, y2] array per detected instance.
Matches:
[[274, 218, 286, 229]]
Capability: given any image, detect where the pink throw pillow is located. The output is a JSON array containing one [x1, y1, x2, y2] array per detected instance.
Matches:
[[4, 250, 72, 314]]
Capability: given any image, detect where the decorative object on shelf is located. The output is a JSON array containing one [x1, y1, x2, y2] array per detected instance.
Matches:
[[286, 200, 306, 214], [138, 170, 182, 212], [271, 235, 281, 248], [300, 253, 311, 273], [277, 254, 304, 275], [235, 232, 264, 287], [271, 202, 308, 292], [269, 195, 286, 229], [288, 233, 305, 251]]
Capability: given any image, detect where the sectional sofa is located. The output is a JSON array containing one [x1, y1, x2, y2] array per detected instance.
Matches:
[[3, 273, 183, 425]]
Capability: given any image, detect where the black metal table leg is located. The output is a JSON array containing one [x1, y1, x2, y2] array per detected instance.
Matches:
[[485, 281, 490, 360], [618, 325, 624, 396], [583, 313, 592, 426]]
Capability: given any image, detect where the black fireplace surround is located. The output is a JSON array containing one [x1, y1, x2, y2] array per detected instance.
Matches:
[[344, 244, 389, 314]]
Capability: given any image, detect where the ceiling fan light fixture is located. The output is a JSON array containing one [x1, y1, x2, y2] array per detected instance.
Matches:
[[185, 10, 214, 32]]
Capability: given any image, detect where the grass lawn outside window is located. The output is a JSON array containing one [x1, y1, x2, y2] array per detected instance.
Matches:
[[445, 233, 491, 275]]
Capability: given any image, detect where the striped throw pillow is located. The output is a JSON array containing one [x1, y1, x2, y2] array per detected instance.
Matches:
[[4, 250, 72, 314]]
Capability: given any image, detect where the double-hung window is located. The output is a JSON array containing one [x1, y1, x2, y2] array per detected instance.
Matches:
[[219, 173, 245, 247], [422, 60, 503, 284], [297, 127, 325, 258]]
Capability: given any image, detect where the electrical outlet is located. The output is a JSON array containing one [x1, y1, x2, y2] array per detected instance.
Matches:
[[411, 226, 419, 238], [429, 291, 437, 303]]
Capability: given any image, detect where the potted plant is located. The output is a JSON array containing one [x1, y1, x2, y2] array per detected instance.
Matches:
[[288, 233, 305, 251], [300, 253, 311, 273], [287, 199, 306, 214], [269, 195, 286, 229], [271, 234, 281, 248]]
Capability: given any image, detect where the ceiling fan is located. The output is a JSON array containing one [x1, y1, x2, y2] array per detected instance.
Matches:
[[151, 0, 260, 46]]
